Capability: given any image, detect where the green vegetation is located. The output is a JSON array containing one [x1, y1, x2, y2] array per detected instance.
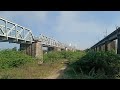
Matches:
[[60, 50, 85, 63], [62, 51, 120, 79], [0, 49, 68, 79], [43, 51, 64, 63], [0, 49, 34, 69], [43, 50, 85, 63], [0, 59, 64, 79], [1, 48, 120, 79]]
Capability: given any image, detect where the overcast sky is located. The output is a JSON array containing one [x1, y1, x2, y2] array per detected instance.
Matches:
[[0, 11, 120, 50]]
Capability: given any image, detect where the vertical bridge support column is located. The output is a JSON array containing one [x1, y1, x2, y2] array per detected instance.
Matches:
[[101, 44, 105, 51], [54, 47, 62, 51], [65, 47, 68, 51], [108, 40, 116, 51], [20, 41, 43, 60], [32, 41, 43, 60], [48, 47, 54, 51], [105, 41, 108, 51], [99, 46, 101, 51], [48, 47, 62, 52], [95, 47, 97, 51], [117, 34, 120, 54]]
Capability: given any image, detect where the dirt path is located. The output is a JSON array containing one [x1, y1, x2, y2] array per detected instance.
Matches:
[[44, 65, 67, 79]]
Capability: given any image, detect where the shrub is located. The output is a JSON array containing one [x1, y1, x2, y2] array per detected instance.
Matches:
[[0, 49, 34, 69], [43, 50, 85, 63], [71, 51, 120, 78], [43, 51, 64, 63], [61, 51, 85, 61]]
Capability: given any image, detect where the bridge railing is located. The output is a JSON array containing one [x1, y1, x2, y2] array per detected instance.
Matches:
[[0, 17, 34, 43]]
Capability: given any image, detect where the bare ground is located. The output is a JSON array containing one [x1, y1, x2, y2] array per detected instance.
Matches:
[[44, 65, 67, 79]]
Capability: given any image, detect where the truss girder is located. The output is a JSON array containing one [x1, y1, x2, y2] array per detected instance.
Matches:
[[0, 17, 76, 50], [0, 17, 34, 44]]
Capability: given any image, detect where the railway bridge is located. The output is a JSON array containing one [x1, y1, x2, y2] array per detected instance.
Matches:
[[90, 26, 120, 54], [0, 17, 76, 60]]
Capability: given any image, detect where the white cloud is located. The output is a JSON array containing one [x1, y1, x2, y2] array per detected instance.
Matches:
[[0, 11, 49, 49], [0, 11, 120, 50], [53, 11, 120, 50], [0, 11, 49, 22], [0, 11, 49, 35], [55, 11, 118, 34]]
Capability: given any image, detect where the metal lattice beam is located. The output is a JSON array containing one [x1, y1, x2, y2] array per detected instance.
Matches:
[[0, 17, 76, 50], [0, 17, 34, 44]]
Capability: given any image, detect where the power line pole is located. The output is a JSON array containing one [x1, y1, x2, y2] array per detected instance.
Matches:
[[103, 28, 107, 38], [97, 36, 100, 42]]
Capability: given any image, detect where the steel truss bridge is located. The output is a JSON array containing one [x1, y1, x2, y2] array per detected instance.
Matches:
[[0, 17, 76, 50]]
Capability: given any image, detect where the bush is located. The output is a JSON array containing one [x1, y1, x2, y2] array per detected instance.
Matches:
[[0, 49, 34, 69], [71, 51, 120, 78], [61, 51, 85, 63], [43, 51, 64, 63], [43, 50, 85, 63]]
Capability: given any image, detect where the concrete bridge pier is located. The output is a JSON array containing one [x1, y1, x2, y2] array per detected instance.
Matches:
[[65, 47, 68, 51], [108, 40, 116, 51], [61, 48, 65, 51], [105, 41, 108, 51], [48, 47, 54, 51], [97, 47, 99, 51], [48, 47, 62, 52], [54, 47, 62, 51], [101, 45, 104, 51], [99, 46, 101, 51], [95, 47, 97, 51], [20, 41, 43, 60], [117, 34, 120, 54]]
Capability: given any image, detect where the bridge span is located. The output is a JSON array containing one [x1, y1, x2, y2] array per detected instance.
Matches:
[[0, 17, 77, 60], [90, 27, 120, 54]]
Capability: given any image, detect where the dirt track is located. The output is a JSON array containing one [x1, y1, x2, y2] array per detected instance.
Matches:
[[44, 65, 67, 79]]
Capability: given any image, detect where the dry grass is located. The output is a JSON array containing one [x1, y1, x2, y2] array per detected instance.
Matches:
[[0, 60, 65, 79]]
